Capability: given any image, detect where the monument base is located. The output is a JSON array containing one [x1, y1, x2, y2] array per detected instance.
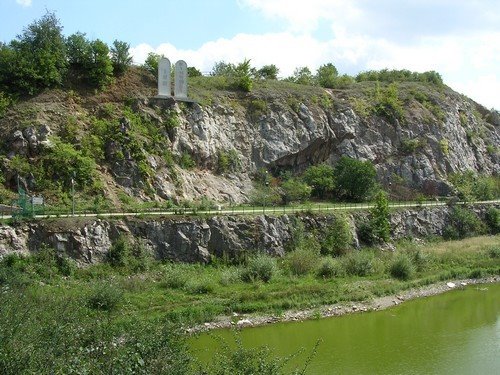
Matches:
[[151, 95, 197, 104]]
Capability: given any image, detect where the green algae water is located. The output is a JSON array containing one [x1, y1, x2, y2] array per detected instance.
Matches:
[[190, 283, 500, 374]]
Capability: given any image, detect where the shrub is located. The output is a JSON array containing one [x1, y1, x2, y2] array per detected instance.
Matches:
[[110, 40, 132, 75], [241, 254, 277, 283], [443, 207, 486, 240], [284, 247, 321, 276], [342, 251, 374, 276], [363, 190, 391, 244], [487, 245, 500, 259], [163, 268, 188, 289], [333, 157, 377, 202], [86, 283, 123, 311], [316, 63, 338, 88], [374, 83, 405, 123], [303, 164, 334, 198], [322, 214, 353, 256], [106, 236, 130, 267], [280, 178, 312, 204], [186, 278, 215, 294], [316, 257, 343, 279], [485, 207, 500, 234], [389, 254, 415, 280]]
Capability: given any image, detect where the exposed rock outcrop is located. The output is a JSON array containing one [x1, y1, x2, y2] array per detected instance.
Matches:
[[0, 205, 496, 264]]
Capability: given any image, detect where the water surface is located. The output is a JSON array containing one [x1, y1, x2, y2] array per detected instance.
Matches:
[[190, 283, 500, 374]]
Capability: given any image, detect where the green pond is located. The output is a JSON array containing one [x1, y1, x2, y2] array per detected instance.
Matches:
[[189, 283, 500, 374]]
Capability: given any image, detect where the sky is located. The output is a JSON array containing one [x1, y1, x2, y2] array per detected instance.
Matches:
[[1, 0, 499, 109]]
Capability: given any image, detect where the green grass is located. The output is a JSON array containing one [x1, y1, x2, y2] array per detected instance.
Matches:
[[1, 235, 498, 328]]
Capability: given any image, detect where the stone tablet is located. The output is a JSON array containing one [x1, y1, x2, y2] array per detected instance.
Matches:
[[158, 57, 171, 97], [174, 60, 188, 98]]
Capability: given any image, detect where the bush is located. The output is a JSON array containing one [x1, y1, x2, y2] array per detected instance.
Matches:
[[86, 283, 123, 311], [487, 245, 500, 259], [333, 157, 377, 202], [284, 247, 321, 276], [374, 83, 405, 123], [186, 278, 215, 294], [361, 190, 391, 244], [280, 178, 312, 204], [107, 236, 130, 267], [342, 251, 374, 276], [303, 164, 334, 198], [163, 267, 189, 289], [316, 257, 343, 279], [485, 207, 500, 234], [389, 254, 415, 280], [241, 254, 277, 283], [322, 214, 353, 256], [443, 207, 486, 240]]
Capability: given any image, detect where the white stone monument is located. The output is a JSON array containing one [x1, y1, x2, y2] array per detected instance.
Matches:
[[174, 60, 188, 98], [158, 57, 171, 97]]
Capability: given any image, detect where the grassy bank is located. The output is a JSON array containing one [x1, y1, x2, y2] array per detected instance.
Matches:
[[1, 236, 499, 373]]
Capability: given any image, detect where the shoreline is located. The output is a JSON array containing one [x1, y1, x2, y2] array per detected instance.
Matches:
[[188, 276, 500, 333]]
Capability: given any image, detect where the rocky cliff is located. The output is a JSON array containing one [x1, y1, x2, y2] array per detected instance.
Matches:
[[0, 69, 498, 206], [0, 205, 496, 264]]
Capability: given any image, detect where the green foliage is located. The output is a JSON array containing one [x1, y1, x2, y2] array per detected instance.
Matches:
[[443, 207, 486, 240], [280, 178, 312, 204], [356, 69, 443, 86], [202, 336, 297, 375], [359, 191, 391, 244], [87, 39, 114, 88], [42, 138, 96, 189], [303, 163, 334, 198], [249, 185, 281, 206], [449, 172, 500, 201], [400, 138, 426, 155], [439, 139, 449, 155], [217, 149, 241, 174], [333, 157, 377, 202], [107, 236, 130, 267], [0, 12, 67, 94], [187, 66, 202, 77], [179, 151, 195, 169], [143, 52, 162, 77], [322, 214, 353, 256], [110, 40, 133, 75], [316, 63, 338, 88], [316, 257, 343, 278], [289, 66, 315, 85], [241, 254, 277, 283], [256, 64, 279, 80], [0, 91, 13, 118], [248, 98, 267, 118], [342, 251, 374, 276], [487, 245, 500, 259], [210, 59, 254, 91], [374, 83, 405, 123], [484, 207, 500, 234], [284, 246, 321, 276], [66, 32, 91, 68], [86, 282, 123, 311], [389, 253, 415, 280], [370, 190, 391, 243]]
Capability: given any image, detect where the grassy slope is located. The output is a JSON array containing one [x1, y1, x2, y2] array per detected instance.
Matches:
[[2, 235, 498, 328]]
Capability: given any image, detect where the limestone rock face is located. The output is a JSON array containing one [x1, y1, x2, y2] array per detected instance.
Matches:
[[0, 205, 496, 264]]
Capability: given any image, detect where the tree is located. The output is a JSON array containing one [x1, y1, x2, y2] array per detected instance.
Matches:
[[143, 52, 162, 77], [303, 164, 335, 198], [66, 32, 91, 68], [370, 190, 391, 243], [210, 61, 235, 77], [291, 66, 314, 85], [316, 63, 338, 88], [110, 40, 133, 75], [187, 66, 202, 77], [87, 39, 113, 88], [280, 178, 312, 204], [334, 157, 377, 202], [3, 12, 67, 94], [257, 64, 279, 80]]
